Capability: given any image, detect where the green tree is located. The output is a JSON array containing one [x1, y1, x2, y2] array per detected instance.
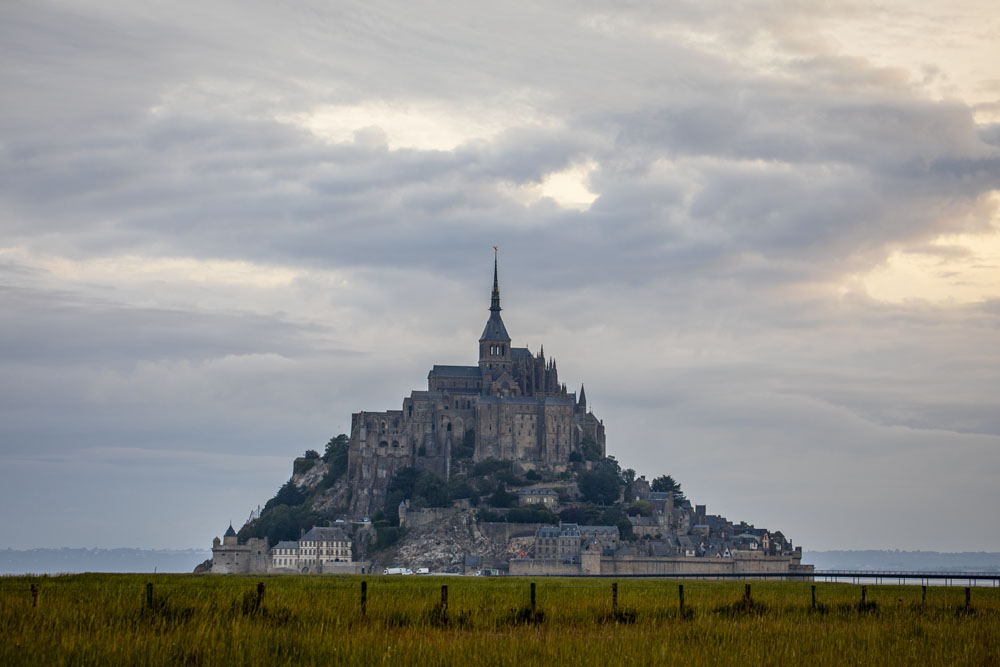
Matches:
[[323, 434, 349, 461], [581, 437, 602, 461], [448, 477, 475, 499], [263, 480, 306, 512], [322, 434, 350, 484], [451, 429, 476, 461], [472, 459, 512, 477], [578, 468, 621, 505], [413, 471, 450, 508], [559, 506, 595, 524], [507, 504, 559, 524], [627, 500, 652, 517], [488, 488, 518, 508], [651, 474, 685, 500], [238, 504, 324, 545], [621, 468, 637, 499]]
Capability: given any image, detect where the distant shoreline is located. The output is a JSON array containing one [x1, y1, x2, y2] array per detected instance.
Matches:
[[3, 547, 999, 576], [804, 550, 1000, 573], [0, 547, 211, 575]]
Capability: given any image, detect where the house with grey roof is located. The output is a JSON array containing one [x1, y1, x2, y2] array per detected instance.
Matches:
[[517, 487, 559, 509]]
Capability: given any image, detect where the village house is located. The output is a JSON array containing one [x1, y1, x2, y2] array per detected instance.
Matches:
[[517, 488, 559, 509]]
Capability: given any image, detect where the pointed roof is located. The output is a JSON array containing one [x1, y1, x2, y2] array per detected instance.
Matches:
[[578, 383, 587, 407], [480, 249, 511, 342], [224, 523, 237, 538]]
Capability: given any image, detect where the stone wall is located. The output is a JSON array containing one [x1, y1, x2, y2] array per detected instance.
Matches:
[[509, 558, 583, 576], [478, 522, 546, 543], [509, 553, 814, 577], [399, 506, 457, 530]]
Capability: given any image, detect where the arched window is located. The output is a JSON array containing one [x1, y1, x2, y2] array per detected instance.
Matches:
[[446, 423, 452, 432]]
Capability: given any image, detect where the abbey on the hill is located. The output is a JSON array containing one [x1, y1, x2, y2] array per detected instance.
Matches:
[[347, 254, 606, 517]]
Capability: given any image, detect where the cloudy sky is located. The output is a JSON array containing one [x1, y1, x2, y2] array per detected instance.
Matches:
[[2, 1, 998, 552]]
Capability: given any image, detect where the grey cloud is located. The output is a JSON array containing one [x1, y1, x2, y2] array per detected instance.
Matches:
[[2, 0, 999, 552]]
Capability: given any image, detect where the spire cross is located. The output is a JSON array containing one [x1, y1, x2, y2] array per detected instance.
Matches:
[[490, 246, 501, 312]]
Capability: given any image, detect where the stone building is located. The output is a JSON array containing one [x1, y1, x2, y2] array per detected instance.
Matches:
[[534, 523, 583, 562], [269, 526, 353, 572], [347, 255, 606, 517], [210, 524, 269, 574], [299, 526, 352, 569], [517, 488, 559, 509], [271, 540, 299, 570]]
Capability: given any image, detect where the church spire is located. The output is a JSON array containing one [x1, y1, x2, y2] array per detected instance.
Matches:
[[479, 247, 511, 356], [490, 246, 501, 312]]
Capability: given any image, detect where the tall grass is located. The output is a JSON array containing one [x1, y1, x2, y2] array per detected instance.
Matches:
[[2, 574, 997, 665]]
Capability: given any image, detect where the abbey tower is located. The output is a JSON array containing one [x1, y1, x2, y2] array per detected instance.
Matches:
[[347, 254, 605, 517]]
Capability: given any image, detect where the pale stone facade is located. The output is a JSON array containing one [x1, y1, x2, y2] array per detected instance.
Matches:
[[517, 488, 559, 509], [269, 527, 353, 572]]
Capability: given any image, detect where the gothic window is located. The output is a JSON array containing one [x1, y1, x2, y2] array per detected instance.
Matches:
[[446, 423, 452, 432]]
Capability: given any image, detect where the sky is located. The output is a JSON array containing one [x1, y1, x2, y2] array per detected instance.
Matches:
[[1, 0, 998, 552]]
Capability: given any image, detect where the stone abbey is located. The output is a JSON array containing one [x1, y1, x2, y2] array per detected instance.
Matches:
[[347, 256, 606, 517]]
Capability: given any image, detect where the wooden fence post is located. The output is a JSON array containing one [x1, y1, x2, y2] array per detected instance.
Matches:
[[678, 584, 684, 612], [861, 585, 867, 605], [612, 582, 618, 614], [965, 587, 971, 609], [530, 582, 536, 614], [921, 585, 926, 606], [146, 582, 153, 609], [30, 584, 39, 608], [441, 585, 448, 614], [811, 585, 816, 609], [360, 581, 367, 616], [256, 582, 265, 611], [744, 584, 751, 605]]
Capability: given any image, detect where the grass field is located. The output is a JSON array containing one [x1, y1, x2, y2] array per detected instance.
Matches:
[[2, 574, 998, 665]]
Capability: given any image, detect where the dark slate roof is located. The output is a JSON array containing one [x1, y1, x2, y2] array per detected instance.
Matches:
[[300, 526, 349, 543], [477, 396, 543, 406], [273, 541, 298, 550], [479, 311, 510, 342], [536, 523, 581, 539], [224, 524, 237, 538], [511, 347, 532, 360], [518, 488, 558, 496], [430, 365, 482, 377], [542, 396, 575, 406]]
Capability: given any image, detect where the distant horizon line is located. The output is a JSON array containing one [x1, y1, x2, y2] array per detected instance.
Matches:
[[4, 547, 1000, 555]]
